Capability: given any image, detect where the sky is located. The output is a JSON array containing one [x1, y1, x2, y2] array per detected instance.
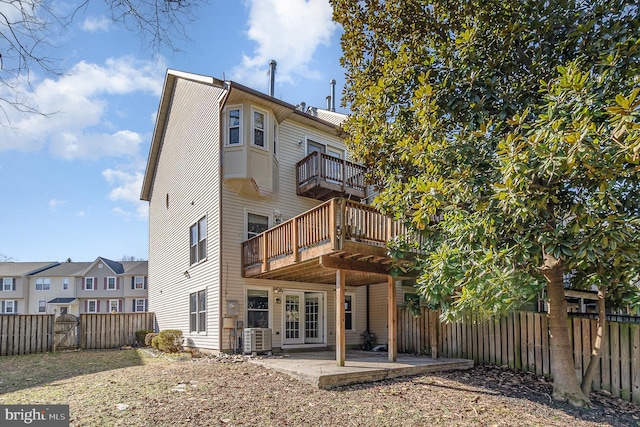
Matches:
[[0, 0, 346, 263]]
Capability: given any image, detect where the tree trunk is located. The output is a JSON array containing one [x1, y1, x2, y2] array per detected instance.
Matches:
[[544, 252, 589, 406], [581, 287, 606, 398]]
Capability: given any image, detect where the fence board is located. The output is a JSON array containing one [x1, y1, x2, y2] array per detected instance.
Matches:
[[620, 323, 631, 401], [631, 325, 640, 404], [611, 322, 621, 398], [0, 315, 53, 356]]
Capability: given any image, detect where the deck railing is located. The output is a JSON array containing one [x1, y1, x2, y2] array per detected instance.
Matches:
[[241, 198, 423, 272], [296, 151, 367, 193]]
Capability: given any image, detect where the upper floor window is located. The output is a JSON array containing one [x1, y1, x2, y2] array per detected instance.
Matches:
[[2, 278, 15, 291], [133, 276, 146, 290], [62, 278, 69, 290], [247, 213, 269, 239], [107, 277, 117, 290], [35, 278, 51, 291], [190, 216, 207, 265], [84, 277, 95, 291], [227, 107, 242, 145], [252, 109, 266, 148]]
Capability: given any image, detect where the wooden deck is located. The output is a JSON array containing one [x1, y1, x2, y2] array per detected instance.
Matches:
[[241, 198, 420, 285], [296, 152, 367, 201]]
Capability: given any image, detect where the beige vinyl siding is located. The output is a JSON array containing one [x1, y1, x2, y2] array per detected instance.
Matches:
[[147, 79, 224, 350]]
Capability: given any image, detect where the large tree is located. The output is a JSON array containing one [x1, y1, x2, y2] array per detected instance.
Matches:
[[333, 0, 640, 406]]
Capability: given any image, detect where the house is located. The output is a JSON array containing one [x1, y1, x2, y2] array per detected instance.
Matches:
[[141, 68, 418, 365], [0, 262, 59, 314], [0, 257, 148, 315]]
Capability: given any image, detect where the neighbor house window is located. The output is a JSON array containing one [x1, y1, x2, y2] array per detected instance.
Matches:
[[227, 107, 242, 145], [2, 278, 14, 291], [62, 278, 69, 290], [252, 109, 266, 148], [247, 289, 269, 328], [247, 213, 269, 239], [189, 291, 206, 333], [345, 294, 354, 331], [133, 299, 147, 313], [38, 300, 46, 313], [109, 300, 119, 313], [134, 276, 145, 290], [87, 300, 98, 313], [190, 216, 207, 265], [1, 300, 16, 313], [107, 277, 117, 290], [35, 278, 50, 291], [84, 277, 94, 290], [273, 122, 277, 155]]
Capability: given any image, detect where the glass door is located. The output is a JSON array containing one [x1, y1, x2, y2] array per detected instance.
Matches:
[[304, 293, 324, 344], [283, 291, 305, 345]]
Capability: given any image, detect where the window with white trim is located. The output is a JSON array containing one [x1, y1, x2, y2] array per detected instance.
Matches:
[[252, 109, 266, 148], [134, 276, 145, 290], [345, 294, 354, 331], [133, 299, 147, 313], [84, 277, 94, 291], [1, 300, 16, 313], [109, 300, 119, 313], [87, 300, 98, 313], [190, 216, 207, 265], [62, 278, 69, 290], [189, 290, 206, 333], [2, 278, 14, 291], [35, 278, 50, 291], [227, 107, 242, 145], [107, 277, 116, 290], [38, 300, 46, 313], [247, 289, 269, 328], [247, 213, 269, 239]]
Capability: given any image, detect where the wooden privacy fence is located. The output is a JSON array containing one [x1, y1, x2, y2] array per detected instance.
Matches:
[[397, 307, 640, 404], [0, 313, 155, 355]]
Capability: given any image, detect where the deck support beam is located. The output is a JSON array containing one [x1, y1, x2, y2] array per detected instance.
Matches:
[[336, 269, 346, 367], [388, 276, 397, 362]]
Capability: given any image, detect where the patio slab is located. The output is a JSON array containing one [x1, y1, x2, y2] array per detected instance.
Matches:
[[248, 350, 474, 389]]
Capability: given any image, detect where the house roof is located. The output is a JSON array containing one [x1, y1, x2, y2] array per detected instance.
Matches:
[[121, 261, 148, 275], [29, 262, 91, 276], [140, 69, 347, 201], [0, 262, 59, 277], [48, 298, 76, 304]]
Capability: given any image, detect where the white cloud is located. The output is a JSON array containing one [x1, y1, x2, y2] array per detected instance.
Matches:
[[103, 168, 148, 220], [232, 0, 337, 90], [0, 56, 165, 159], [82, 16, 111, 32], [76, 211, 85, 217], [49, 199, 66, 212]]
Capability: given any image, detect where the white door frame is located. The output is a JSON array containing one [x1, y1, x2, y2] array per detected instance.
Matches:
[[281, 290, 327, 348]]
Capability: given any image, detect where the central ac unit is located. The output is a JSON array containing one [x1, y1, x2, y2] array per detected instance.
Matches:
[[243, 328, 272, 355]]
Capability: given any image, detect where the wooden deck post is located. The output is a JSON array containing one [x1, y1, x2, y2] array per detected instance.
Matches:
[[292, 218, 299, 262], [336, 269, 346, 367], [388, 276, 397, 362], [261, 235, 268, 273]]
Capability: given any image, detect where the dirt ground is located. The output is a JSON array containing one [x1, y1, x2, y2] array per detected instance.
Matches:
[[0, 349, 638, 426]]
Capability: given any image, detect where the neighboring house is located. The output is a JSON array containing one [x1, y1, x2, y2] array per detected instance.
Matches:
[[141, 69, 417, 363], [0, 262, 59, 314], [0, 257, 148, 315]]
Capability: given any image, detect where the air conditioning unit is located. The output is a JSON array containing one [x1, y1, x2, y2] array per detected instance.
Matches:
[[243, 328, 272, 355]]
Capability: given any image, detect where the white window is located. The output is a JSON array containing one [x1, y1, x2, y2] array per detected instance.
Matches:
[[62, 278, 69, 290], [35, 278, 51, 291], [252, 109, 266, 148], [189, 291, 207, 333], [107, 277, 117, 290], [247, 289, 269, 328], [134, 276, 145, 290], [109, 300, 119, 313], [190, 216, 207, 265], [345, 294, 355, 331], [247, 213, 269, 239], [87, 300, 98, 313], [84, 277, 94, 291], [133, 299, 147, 313], [227, 107, 242, 145], [273, 122, 278, 155], [38, 300, 46, 313], [2, 300, 16, 313], [2, 278, 14, 291]]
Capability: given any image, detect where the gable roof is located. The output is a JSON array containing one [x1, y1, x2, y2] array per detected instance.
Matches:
[[29, 262, 91, 276], [79, 257, 124, 276], [0, 262, 59, 277], [140, 69, 347, 201]]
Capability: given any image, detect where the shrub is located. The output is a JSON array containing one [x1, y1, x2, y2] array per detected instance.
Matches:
[[136, 329, 153, 345], [145, 332, 158, 347], [155, 329, 183, 353], [151, 335, 159, 349]]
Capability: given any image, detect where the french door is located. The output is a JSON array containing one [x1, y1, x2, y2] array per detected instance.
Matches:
[[282, 291, 325, 346]]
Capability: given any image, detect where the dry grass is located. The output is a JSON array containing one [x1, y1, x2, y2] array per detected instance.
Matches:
[[0, 349, 638, 426]]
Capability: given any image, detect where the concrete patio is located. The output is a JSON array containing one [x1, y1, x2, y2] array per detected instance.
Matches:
[[248, 350, 474, 389]]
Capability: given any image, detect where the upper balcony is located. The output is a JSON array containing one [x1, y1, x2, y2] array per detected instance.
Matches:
[[241, 198, 421, 286], [296, 152, 367, 201]]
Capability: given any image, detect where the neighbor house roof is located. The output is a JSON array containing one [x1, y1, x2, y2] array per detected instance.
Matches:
[[0, 262, 59, 277], [48, 298, 76, 304], [140, 69, 347, 201], [121, 261, 148, 275]]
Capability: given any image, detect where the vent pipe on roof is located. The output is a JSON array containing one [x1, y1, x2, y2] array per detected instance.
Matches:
[[330, 79, 336, 112], [268, 60, 277, 97], [326, 95, 331, 110]]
